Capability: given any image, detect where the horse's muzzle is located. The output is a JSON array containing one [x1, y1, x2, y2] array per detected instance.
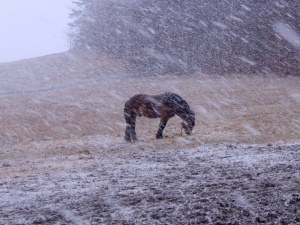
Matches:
[[182, 126, 192, 135], [185, 129, 192, 135]]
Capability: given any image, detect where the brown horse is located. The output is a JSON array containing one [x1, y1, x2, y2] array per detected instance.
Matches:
[[124, 92, 195, 142]]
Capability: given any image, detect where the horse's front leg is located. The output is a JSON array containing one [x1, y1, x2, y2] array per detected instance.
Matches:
[[156, 119, 168, 139]]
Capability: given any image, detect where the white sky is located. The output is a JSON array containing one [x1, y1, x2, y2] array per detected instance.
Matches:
[[0, 0, 73, 63]]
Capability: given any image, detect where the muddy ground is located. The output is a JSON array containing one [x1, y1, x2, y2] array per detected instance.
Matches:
[[1, 51, 300, 224]]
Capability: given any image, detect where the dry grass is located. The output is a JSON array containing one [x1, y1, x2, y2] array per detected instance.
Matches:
[[1, 51, 300, 161]]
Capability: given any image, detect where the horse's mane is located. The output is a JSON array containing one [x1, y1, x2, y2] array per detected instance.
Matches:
[[163, 92, 193, 115]]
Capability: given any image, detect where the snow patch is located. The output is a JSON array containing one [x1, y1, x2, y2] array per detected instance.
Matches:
[[236, 56, 256, 66], [273, 22, 300, 48], [243, 124, 261, 136], [212, 22, 228, 29]]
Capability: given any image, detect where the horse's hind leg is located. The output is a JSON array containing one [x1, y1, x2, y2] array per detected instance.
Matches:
[[124, 108, 138, 142], [130, 117, 138, 142], [124, 110, 132, 142], [124, 125, 132, 142]]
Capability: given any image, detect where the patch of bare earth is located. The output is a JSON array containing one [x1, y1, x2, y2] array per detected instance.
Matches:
[[0, 51, 300, 224]]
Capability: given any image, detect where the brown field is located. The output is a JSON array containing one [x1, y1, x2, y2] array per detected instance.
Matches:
[[1, 51, 300, 157]]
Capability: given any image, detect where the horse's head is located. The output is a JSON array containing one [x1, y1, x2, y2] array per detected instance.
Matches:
[[164, 93, 195, 135], [181, 110, 195, 135]]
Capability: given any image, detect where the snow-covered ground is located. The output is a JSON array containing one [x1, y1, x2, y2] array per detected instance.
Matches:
[[1, 143, 300, 224], [0, 50, 300, 224]]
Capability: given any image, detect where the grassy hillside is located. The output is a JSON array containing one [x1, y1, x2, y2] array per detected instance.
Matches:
[[0, 50, 129, 95], [1, 50, 300, 156]]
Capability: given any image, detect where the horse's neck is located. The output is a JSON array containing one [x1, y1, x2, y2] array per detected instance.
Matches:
[[163, 92, 175, 103], [176, 111, 187, 120]]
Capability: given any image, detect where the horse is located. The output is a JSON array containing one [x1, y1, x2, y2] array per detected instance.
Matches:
[[124, 92, 195, 142]]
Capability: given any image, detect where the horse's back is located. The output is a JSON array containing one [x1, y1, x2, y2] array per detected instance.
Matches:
[[126, 94, 164, 105], [125, 94, 147, 107], [125, 93, 165, 118]]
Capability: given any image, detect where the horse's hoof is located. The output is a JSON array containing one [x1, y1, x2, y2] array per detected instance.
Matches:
[[124, 137, 131, 142], [156, 135, 163, 139]]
